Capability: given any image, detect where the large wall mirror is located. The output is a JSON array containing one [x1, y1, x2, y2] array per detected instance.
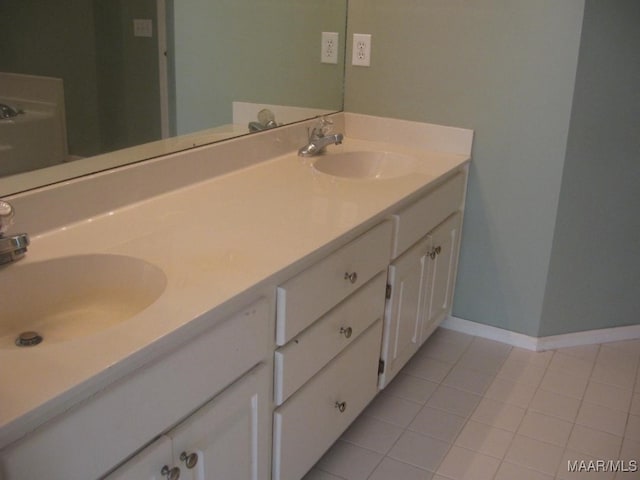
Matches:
[[0, 0, 347, 196]]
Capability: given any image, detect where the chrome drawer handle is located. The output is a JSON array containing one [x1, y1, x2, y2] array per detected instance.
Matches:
[[339, 326, 353, 339], [180, 451, 199, 469], [335, 401, 347, 413], [161, 465, 181, 480], [344, 271, 358, 284]]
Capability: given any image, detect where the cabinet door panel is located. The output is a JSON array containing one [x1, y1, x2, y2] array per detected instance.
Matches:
[[379, 237, 431, 388], [422, 213, 462, 343], [170, 365, 270, 480]]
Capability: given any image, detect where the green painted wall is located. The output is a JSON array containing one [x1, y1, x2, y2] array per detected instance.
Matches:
[[345, 1, 585, 336], [539, 0, 640, 336], [172, 0, 346, 135]]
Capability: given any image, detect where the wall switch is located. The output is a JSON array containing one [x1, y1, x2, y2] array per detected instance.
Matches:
[[133, 19, 153, 38], [352, 33, 371, 67], [321, 32, 339, 64]]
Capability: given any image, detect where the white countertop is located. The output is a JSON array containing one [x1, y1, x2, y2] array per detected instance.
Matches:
[[0, 114, 472, 448]]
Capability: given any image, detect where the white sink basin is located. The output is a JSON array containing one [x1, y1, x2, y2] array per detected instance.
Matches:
[[0, 254, 166, 348], [312, 151, 418, 179]]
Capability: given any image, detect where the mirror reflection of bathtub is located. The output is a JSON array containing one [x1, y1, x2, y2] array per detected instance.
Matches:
[[0, 73, 68, 177]]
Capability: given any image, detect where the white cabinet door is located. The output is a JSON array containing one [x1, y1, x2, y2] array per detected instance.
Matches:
[[169, 365, 271, 480], [421, 213, 462, 343], [104, 436, 173, 480], [105, 365, 270, 480], [379, 236, 431, 388], [380, 213, 462, 388]]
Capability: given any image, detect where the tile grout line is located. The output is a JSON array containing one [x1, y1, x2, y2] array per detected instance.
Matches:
[[426, 337, 512, 479], [489, 346, 541, 480], [363, 335, 480, 479], [550, 345, 597, 480], [427, 335, 491, 478]]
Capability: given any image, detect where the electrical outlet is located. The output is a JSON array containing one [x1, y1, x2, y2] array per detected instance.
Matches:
[[321, 32, 339, 64], [352, 33, 371, 67]]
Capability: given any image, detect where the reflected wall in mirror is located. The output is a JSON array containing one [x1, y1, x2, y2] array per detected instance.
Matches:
[[0, 0, 347, 196]]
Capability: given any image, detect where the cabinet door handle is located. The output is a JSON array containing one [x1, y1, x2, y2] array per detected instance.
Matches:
[[344, 271, 358, 284], [161, 465, 181, 480], [339, 326, 353, 339], [335, 401, 347, 413], [180, 451, 199, 469]]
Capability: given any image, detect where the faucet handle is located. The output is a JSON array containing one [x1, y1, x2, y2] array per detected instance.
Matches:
[[257, 108, 277, 128], [318, 116, 334, 133], [0, 200, 15, 236], [310, 116, 334, 138]]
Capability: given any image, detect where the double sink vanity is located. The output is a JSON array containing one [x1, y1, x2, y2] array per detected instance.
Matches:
[[0, 113, 472, 479]]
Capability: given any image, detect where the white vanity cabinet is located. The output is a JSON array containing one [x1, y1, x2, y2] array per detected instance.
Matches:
[[0, 300, 273, 480], [0, 114, 473, 480], [379, 170, 467, 387], [106, 364, 270, 480], [272, 221, 392, 480]]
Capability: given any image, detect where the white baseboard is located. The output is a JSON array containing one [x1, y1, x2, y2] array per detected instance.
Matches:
[[442, 316, 640, 351]]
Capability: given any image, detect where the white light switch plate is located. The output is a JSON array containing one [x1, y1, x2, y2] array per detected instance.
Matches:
[[133, 19, 153, 38]]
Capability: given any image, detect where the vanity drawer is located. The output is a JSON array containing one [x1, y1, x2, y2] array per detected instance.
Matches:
[[272, 319, 382, 480], [276, 221, 392, 345], [274, 273, 386, 405], [392, 171, 465, 258]]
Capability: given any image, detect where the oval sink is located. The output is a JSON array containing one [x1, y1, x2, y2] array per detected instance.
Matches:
[[0, 254, 167, 348], [312, 151, 418, 179]]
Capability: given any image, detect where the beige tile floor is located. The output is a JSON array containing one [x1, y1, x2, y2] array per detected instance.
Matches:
[[303, 328, 640, 480]]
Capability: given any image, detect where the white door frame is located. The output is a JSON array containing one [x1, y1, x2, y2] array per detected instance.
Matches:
[[156, 0, 170, 138]]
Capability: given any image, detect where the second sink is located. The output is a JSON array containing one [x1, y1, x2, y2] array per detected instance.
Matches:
[[312, 151, 418, 180]]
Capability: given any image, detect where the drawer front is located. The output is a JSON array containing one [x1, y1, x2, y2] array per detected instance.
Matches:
[[276, 221, 392, 345], [273, 320, 382, 480], [274, 273, 386, 405], [392, 171, 465, 258]]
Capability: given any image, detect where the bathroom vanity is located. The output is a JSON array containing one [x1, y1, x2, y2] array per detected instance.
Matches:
[[0, 113, 472, 479]]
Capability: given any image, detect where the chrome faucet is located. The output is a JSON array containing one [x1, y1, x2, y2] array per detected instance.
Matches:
[[298, 116, 344, 157], [248, 108, 278, 132], [0, 201, 29, 265], [0, 103, 20, 120]]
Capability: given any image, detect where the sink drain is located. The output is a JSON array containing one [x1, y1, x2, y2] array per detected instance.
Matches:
[[15, 331, 43, 347]]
